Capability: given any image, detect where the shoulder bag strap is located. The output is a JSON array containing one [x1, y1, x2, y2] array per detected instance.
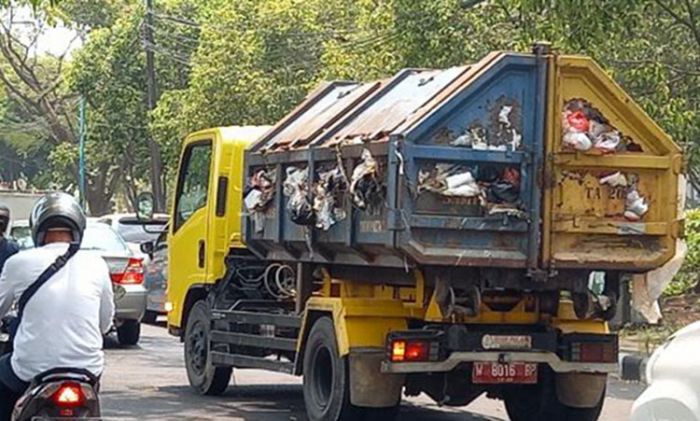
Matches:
[[16, 242, 80, 323]]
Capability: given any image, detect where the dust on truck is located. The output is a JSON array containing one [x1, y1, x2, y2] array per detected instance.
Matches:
[[164, 44, 683, 421]]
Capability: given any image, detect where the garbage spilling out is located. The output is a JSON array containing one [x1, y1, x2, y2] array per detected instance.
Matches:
[[417, 163, 525, 217], [562, 98, 641, 153], [272, 150, 385, 231], [245, 168, 276, 232], [283, 166, 315, 226], [625, 188, 649, 221], [313, 166, 348, 231], [350, 149, 383, 212], [447, 101, 523, 151], [598, 171, 649, 220], [599, 171, 628, 188]]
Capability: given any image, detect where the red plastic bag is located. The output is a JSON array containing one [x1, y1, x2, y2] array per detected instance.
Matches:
[[566, 110, 590, 132], [502, 167, 520, 188]]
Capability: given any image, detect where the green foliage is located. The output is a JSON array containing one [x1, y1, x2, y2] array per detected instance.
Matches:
[[666, 209, 700, 296], [5, 0, 700, 216]]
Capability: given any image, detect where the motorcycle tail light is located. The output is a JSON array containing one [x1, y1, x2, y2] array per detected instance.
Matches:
[[52, 382, 85, 407]]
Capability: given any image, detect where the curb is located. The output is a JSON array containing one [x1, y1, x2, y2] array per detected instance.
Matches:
[[619, 352, 648, 382]]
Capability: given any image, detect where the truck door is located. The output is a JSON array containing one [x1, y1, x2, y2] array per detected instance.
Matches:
[[168, 139, 213, 327]]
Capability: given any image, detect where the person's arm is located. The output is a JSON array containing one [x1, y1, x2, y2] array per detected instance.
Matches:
[[0, 256, 17, 318], [8, 240, 19, 259], [98, 262, 115, 334]]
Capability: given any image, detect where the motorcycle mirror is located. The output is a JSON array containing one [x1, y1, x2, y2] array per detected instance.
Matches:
[[136, 192, 155, 221]]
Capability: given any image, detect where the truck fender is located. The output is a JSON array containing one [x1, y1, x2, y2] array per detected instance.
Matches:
[[178, 285, 209, 340], [556, 373, 607, 408], [295, 299, 407, 408]]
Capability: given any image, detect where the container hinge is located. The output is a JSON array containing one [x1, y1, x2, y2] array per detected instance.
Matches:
[[527, 268, 549, 283], [387, 208, 406, 231]]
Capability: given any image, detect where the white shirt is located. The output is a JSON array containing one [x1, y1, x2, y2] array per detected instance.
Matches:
[[0, 242, 115, 381]]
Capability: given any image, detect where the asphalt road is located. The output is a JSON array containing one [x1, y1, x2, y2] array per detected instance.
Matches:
[[100, 323, 644, 421]]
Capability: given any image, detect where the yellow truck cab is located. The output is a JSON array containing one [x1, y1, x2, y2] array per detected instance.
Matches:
[[166, 126, 271, 335], [163, 45, 683, 421]]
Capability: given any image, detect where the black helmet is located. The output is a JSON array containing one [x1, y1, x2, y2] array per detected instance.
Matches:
[[30, 192, 86, 247], [0, 204, 9, 233]]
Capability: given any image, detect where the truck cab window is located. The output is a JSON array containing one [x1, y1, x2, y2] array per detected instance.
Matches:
[[175, 141, 212, 231]]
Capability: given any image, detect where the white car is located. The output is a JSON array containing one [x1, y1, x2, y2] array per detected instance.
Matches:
[[631, 321, 700, 420], [96, 213, 168, 263]]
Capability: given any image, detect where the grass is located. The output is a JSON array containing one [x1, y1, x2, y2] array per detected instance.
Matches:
[[618, 323, 684, 355]]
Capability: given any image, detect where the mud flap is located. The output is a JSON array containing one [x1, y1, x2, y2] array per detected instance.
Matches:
[[556, 373, 607, 408], [349, 348, 404, 408]]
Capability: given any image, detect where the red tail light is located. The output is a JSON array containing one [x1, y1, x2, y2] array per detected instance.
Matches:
[[111, 258, 144, 285], [390, 340, 431, 362], [52, 383, 85, 408], [571, 342, 617, 363]]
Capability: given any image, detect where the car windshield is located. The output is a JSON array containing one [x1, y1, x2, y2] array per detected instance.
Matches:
[[116, 219, 168, 243], [82, 224, 129, 253], [10, 225, 33, 250]]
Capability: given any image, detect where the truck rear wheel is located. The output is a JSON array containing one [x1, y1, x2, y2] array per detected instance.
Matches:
[[303, 317, 399, 421], [503, 372, 605, 421], [185, 301, 232, 396]]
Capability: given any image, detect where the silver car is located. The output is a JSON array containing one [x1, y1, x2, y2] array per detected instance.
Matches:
[[10, 220, 147, 346], [141, 229, 167, 324], [83, 222, 146, 345]]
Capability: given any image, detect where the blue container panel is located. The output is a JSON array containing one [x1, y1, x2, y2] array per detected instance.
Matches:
[[397, 55, 543, 268]]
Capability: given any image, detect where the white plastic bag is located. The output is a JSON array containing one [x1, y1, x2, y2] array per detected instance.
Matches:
[[563, 131, 592, 151]]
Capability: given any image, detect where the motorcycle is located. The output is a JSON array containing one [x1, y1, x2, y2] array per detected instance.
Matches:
[[11, 368, 101, 421], [0, 320, 101, 420]]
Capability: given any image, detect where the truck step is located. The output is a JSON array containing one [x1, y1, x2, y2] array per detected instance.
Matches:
[[211, 330, 298, 352], [210, 352, 295, 375], [212, 309, 301, 328]]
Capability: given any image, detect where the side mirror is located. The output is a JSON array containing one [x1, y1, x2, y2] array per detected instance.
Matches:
[[136, 192, 155, 221], [140, 241, 155, 256]]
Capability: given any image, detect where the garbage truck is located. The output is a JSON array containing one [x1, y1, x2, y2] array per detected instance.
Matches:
[[155, 44, 684, 421]]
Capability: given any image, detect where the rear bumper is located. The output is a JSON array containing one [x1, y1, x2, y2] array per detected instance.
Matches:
[[146, 288, 166, 313], [114, 284, 147, 321], [382, 327, 618, 375], [382, 351, 618, 374]]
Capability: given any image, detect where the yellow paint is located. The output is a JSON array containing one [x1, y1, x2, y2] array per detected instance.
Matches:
[[167, 126, 271, 329], [553, 299, 609, 334], [301, 297, 411, 356], [425, 290, 539, 325], [543, 54, 683, 271]]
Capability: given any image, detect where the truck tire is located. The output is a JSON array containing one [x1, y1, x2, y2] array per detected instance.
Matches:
[[503, 373, 605, 421], [117, 320, 141, 346], [185, 301, 232, 396], [303, 317, 399, 421], [303, 317, 359, 421]]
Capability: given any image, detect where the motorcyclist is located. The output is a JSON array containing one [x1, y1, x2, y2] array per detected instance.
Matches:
[[0, 192, 115, 421], [0, 205, 19, 273]]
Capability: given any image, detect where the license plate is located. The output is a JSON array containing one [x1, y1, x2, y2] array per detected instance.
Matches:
[[482, 334, 532, 350], [472, 362, 538, 384]]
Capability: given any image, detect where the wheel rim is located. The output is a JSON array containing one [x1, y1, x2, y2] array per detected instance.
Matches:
[[310, 345, 333, 409], [187, 321, 208, 376]]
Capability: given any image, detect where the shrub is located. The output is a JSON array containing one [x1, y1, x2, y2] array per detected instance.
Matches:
[[665, 209, 700, 296]]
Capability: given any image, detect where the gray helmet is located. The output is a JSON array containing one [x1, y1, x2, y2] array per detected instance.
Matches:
[[0, 204, 9, 233], [30, 192, 86, 247]]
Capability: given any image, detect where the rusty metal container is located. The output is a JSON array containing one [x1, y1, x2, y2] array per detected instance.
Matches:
[[242, 48, 682, 275], [543, 55, 683, 272]]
